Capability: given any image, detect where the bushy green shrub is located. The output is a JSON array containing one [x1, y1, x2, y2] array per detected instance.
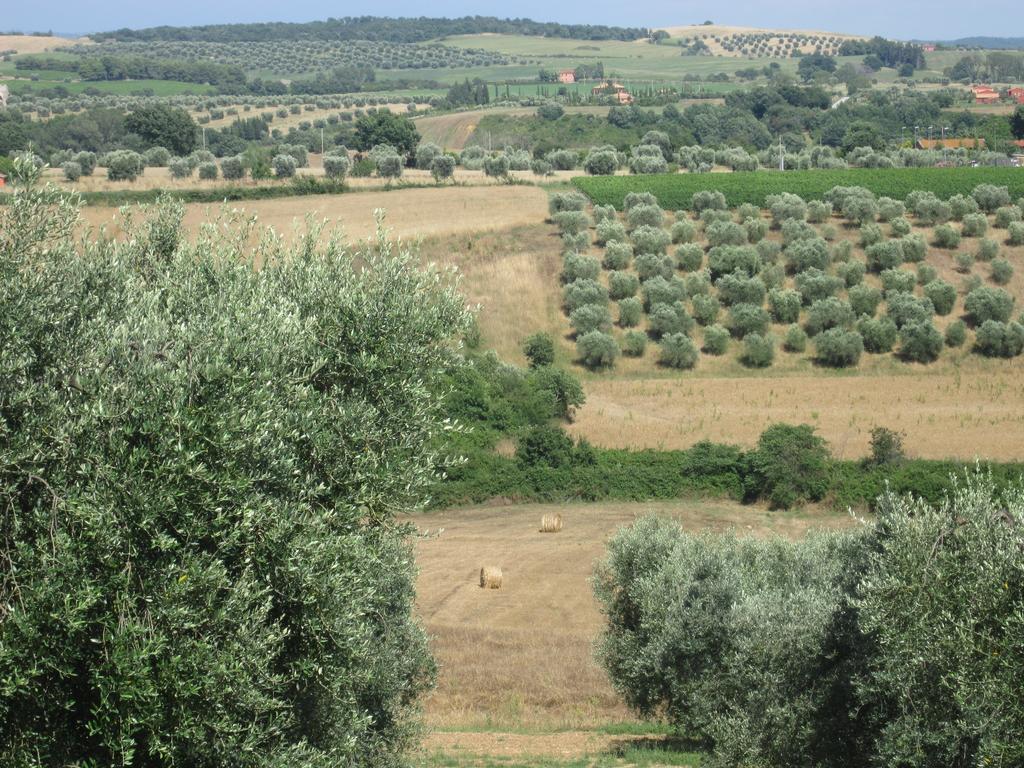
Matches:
[[627, 203, 664, 230], [602, 241, 633, 270], [562, 253, 600, 284], [618, 297, 643, 327], [933, 223, 961, 249], [887, 292, 935, 329], [641, 275, 686, 310], [785, 237, 830, 273], [784, 324, 808, 352], [858, 316, 898, 353], [670, 219, 696, 244], [592, 204, 617, 224], [769, 288, 802, 324], [974, 320, 1024, 357], [815, 327, 863, 367], [715, 272, 766, 306], [691, 189, 727, 213], [954, 252, 975, 273], [198, 161, 219, 180], [945, 319, 967, 347], [576, 330, 619, 369], [570, 303, 613, 336], [805, 297, 855, 336], [911, 192, 951, 225], [634, 253, 674, 281], [748, 423, 832, 507], [961, 212, 988, 237], [949, 193, 980, 220], [880, 269, 916, 296], [708, 245, 761, 279], [743, 217, 768, 244], [760, 263, 785, 290], [916, 262, 938, 285], [834, 260, 865, 288], [860, 222, 884, 248], [806, 199, 832, 223], [977, 237, 1000, 261], [143, 146, 171, 167], [74, 150, 97, 175], [549, 190, 589, 215], [990, 258, 1014, 286], [794, 268, 844, 305], [702, 324, 730, 354], [864, 240, 902, 272], [877, 197, 906, 222], [756, 239, 782, 265], [831, 238, 854, 262], [691, 293, 721, 326], [994, 205, 1022, 228], [105, 150, 145, 182], [168, 157, 192, 179], [632, 225, 672, 255], [563, 278, 608, 312], [767, 192, 808, 226], [1008, 221, 1024, 246], [740, 332, 774, 368], [553, 210, 590, 236], [273, 153, 298, 178], [658, 332, 699, 369], [684, 270, 712, 297], [622, 329, 648, 356], [900, 233, 928, 262], [221, 155, 246, 181], [0, 185, 464, 768], [964, 286, 1015, 324], [608, 271, 640, 300], [728, 303, 770, 338], [899, 320, 944, 363], [706, 220, 747, 247], [648, 302, 693, 338], [972, 183, 1011, 212], [889, 216, 912, 236], [61, 161, 82, 182], [920, 280, 956, 316], [674, 243, 704, 272], [701, 208, 733, 227], [523, 332, 555, 367]]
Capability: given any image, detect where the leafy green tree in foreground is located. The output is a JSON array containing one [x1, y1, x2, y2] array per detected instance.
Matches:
[[124, 104, 199, 156], [353, 110, 420, 157], [0, 161, 468, 768]]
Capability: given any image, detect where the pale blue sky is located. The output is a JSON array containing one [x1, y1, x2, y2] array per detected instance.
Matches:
[[5, 0, 1017, 41]]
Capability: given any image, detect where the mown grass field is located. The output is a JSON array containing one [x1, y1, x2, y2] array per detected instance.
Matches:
[[574, 169, 1024, 210]]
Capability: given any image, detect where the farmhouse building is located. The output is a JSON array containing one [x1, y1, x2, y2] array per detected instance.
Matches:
[[1010, 87, 1024, 104], [592, 81, 634, 103], [558, 70, 576, 84], [971, 85, 1000, 104]]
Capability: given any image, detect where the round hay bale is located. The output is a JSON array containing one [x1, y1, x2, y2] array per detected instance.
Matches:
[[479, 566, 503, 589], [539, 513, 563, 533]]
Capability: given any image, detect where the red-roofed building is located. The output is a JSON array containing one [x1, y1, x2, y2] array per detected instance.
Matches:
[[1009, 87, 1024, 104], [558, 70, 576, 84]]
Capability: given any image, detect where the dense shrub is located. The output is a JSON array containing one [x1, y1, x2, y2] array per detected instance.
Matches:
[[562, 253, 600, 284], [748, 423, 832, 507], [972, 183, 1011, 212], [767, 192, 807, 226], [105, 150, 145, 182], [964, 286, 1015, 324], [707, 245, 760, 279], [624, 191, 659, 211], [198, 161, 219, 180], [691, 293, 720, 326], [977, 237, 1000, 261], [523, 332, 556, 367], [602, 241, 633, 269], [576, 330, 619, 369], [715, 272, 766, 307], [990, 258, 1014, 286], [740, 332, 774, 368], [221, 155, 246, 181], [889, 216, 912, 236], [945, 319, 967, 347], [743, 217, 768, 244], [899, 321, 944, 363], [1008, 221, 1024, 246], [0, 181, 465, 768], [627, 203, 664, 230], [570, 304, 613, 336], [273, 153, 298, 178], [631, 225, 672, 255], [844, 194, 879, 225], [769, 288, 802, 324], [634, 252, 674, 282], [756, 239, 782, 265], [886, 292, 935, 329], [899, 233, 928, 262], [954, 252, 975, 273], [691, 189, 727, 213], [550, 190, 589, 215], [702, 324, 730, 354], [621, 329, 647, 357], [994, 205, 1022, 228], [880, 269, 916, 296], [961, 212, 988, 237], [794, 268, 843, 305], [705, 220, 747, 247], [728, 303, 770, 338], [674, 243, 704, 272], [806, 199, 832, 223], [562, 278, 608, 312], [858, 316, 898, 353], [74, 150, 97, 176], [648, 302, 693, 338], [143, 146, 171, 167], [618, 297, 643, 327], [608, 271, 640, 300], [835, 259, 866, 288], [657, 332, 699, 369], [784, 324, 808, 352], [670, 219, 697, 244], [974, 320, 1024, 358], [554, 210, 591, 236], [61, 161, 82, 182], [168, 157, 192, 179], [933, 223, 961, 249], [805, 297, 855, 336], [859, 222, 884, 248], [923, 280, 957, 315], [815, 327, 863, 367], [877, 196, 906, 222], [786, 237, 830, 273], [948, 193, 980, 220], [916, 263, 938, 285]]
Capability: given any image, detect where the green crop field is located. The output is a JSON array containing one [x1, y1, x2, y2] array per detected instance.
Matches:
[[574, 168, 1024, 209]]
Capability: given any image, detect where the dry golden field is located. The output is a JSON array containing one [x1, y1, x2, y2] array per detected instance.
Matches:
[[0, 34, 82, 54], [79, 185, 552, 244], [408, 499, 854, 732]]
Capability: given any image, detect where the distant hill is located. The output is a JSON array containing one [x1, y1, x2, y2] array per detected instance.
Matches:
[[91, 16, 649, 44], [927, 37, 1024, 50]]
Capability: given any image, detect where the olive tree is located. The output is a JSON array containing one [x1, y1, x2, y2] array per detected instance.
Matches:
[[430, 154, 456, 184]]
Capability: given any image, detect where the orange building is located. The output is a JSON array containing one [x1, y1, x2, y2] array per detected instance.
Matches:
[[558, 70, 576, 84]]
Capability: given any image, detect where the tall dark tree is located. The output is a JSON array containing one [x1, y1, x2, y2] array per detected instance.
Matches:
[[353, 111, 419, 156], [124, 104, 198, 155]]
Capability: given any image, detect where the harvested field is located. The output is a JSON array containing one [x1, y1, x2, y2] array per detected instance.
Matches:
[[570, 365, 1024, 461], [0, 34, 82, 53], [410, 499, 855, 731], [414, 105, 618, 150], [79, 186, 551, 245]]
